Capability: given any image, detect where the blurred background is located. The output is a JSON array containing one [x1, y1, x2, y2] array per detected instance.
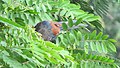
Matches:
[[103, 2, 120, 58], [70, 0, 120, 58]]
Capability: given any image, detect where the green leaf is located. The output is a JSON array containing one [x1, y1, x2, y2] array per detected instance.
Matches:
[[102, 35, 109, 40], [33, 54, 46, 67], [90, 30, 96, 39], [65, 11, 71, 17], [42, 4, 47, 12], [35, 15, 41, 23], [15, 17, 25, 26], [58, 1, 70, 8], [101, 42, 107, 53], [29, 0, 33, 6], [65, 55, 74, 61], [96, 32, 103, 40], [108, 59, 115, 63], [86, 16, 100, 22], [108, 39, 117, 43], [108, 41, 116, 52], [101, 57, 109, 62], [97, 56, 103, 60], [87, 54, 92, 59], [0, 46, 4, 51], [102, 41, 108, 53], [3, 55, 23, 68], [62, 23, 68, 30], [60, 10, 67, 16], [35, 5, 40, 12], [24, 10, 39, 14], [58, 35, 67, 46], [84, 42, 89, 54], [47, 57, 59, 64], [59, 50, 69, 56], [96, 42, 102, 53], [92, 55, 97, 60], [26, 0, 29, 6], [69, 33, 75, 43], [51, 51, 65, 62], [0, 16, 23, 28], [47, 3, 52, 10], [90, 42, 96, 51], [29, 15, 35, 25], [45, 41, 64, 50], [68, 18, 73, 27], [77, 13, 88, 19], [107, 59, 114, 63], [0, 37, 2, 41], [84, 61, 88, 68], [21, 14, 29, 24], [75, 18, 82, 26], [82, 14, 94, 20], [81, 60, 85, 68], [44, 13, 52, 20], [71, 61, 77, 68], [77, 31, 82, 41]]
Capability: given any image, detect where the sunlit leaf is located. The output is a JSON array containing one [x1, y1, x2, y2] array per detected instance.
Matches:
[[107, 41, 116, 52], [84, 42, 89, 54], [74, 18, 82, 26], [68, 18, 73, 27], [108, 39, 117, 43], [62, 23, 68, 30], [0, 16, 23, 28], [42, 4, 47, 12]]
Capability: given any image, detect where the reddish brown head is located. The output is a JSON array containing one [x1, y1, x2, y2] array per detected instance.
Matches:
[[50, 21, 62, 36]]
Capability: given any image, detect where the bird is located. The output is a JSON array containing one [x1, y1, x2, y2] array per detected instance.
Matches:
[[34, 20, 88, 42], [34, 21, 62, 42]]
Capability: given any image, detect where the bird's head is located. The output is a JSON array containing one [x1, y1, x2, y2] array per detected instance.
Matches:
[[50, 21, 62, 36]]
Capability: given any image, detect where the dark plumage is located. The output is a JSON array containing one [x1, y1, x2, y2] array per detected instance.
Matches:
[[35, 21, 61, 41]]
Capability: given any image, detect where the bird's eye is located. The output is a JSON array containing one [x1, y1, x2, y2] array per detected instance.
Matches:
[[54, 24, 60, 27]]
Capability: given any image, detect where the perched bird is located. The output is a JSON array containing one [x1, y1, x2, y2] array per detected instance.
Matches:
[[34, 20, 88, 42], [35, 21, 62, 42]]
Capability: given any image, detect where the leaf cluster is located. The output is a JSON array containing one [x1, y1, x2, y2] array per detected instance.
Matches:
[[0, 0, 119, 68]]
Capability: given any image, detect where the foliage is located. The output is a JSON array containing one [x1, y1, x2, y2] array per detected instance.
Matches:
[[57, 30, 116, 53], [0, 0, 119, 68], [0, 17, 73, 68], [101, 1, 120, 59], [70, 0, 119, 18]]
